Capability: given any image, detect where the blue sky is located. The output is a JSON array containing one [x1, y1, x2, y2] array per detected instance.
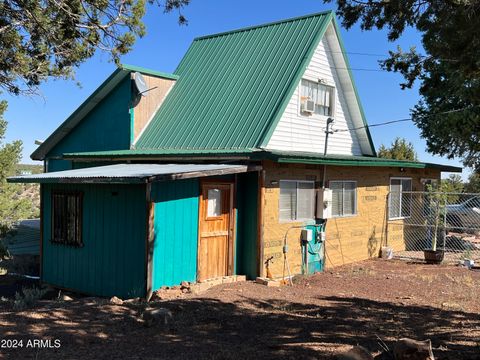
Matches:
[[3, 0, 467, 179]]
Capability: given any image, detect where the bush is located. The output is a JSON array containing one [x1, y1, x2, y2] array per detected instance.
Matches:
[[13, 286, 47, 310]]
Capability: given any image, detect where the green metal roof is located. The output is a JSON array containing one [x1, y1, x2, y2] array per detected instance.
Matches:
[[120, 64, 178, 80], [259, 150, 462, 172], [31, 64, 177, 160], [64, 148, 256, 159], [63, 148, 462, 172], [135, 11, 335, 151]]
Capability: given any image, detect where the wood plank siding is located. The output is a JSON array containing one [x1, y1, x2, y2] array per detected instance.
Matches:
[[42, 183, 147, 298], [46, 77, 132, 172], [132, 75, 176, 142], [150, 179, 199, 290]]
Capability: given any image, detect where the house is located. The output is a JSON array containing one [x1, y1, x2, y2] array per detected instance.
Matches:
[[9, 11, 461, 299]]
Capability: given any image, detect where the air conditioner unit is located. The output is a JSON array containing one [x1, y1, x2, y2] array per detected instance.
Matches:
[[301, 99, 315, 114]]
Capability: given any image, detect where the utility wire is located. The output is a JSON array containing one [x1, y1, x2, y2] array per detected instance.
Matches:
[[331, 107, 476, 133], [330, 66, 387, 72], [324, 50, 387, 57], [324, 49, 459, 62]]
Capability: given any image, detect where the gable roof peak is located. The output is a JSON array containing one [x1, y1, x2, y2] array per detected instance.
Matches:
[[194, 10, 335, 42]]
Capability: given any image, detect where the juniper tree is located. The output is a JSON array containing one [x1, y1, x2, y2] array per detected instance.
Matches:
[[0, 0, 190, 96], [326, 0, 480, 170], [0, 101, 31, 237], [378, 137, 418, 161]]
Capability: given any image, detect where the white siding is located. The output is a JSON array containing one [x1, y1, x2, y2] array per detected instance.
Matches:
[[266, 24, 365, 156]]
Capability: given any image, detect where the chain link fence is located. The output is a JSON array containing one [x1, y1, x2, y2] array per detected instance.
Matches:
[[386, 191, 480, 264]]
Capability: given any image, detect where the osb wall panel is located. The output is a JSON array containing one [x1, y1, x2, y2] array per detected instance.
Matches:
[[261, 161, 440, 277], [133, 75, 175, 141]]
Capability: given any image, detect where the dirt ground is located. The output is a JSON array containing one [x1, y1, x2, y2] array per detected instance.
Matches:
[[0, 259, 479, 360]]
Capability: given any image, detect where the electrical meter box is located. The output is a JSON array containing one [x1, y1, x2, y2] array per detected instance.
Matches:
[[300, 229, 313, 242], [316, 188, 333, 219]]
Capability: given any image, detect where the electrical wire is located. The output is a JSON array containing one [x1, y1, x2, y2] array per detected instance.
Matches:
[[329, 106, 477, 133], [324, 50, 387, 58], [329, 66, 387, 73], [324, 49, 460, 63]]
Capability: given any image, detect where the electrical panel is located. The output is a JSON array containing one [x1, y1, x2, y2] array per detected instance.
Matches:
[[316, 188, 332, 219], [300, 229, 313, 242]]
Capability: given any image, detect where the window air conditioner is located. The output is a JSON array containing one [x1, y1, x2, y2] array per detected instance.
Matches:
[[301, 99, 315, 114]]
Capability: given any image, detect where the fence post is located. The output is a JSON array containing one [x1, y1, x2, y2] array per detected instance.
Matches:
[[442, 195, 447, 250], [385, 192, 389, 247]]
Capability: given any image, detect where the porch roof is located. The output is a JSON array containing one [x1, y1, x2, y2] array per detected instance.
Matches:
[[8, 163, 258, 184]]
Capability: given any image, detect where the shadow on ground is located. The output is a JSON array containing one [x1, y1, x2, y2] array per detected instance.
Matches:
[[1, 293, 479, 360]]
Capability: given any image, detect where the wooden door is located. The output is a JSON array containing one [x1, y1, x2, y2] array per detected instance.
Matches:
[[198, 182, 234, 281]]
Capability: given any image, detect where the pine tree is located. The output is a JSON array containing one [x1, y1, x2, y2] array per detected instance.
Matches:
[[378, 137, 418, 161], [0, 0, 190, 96], [326, 0, 480, 170], [0, 101, 32, 237]]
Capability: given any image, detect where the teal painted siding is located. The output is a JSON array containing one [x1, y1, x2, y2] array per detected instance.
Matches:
[[151, 179, 199, 290], [236, 172, 259, 279], [47, 159, 72, 172], [42, 183, 147, 298], [46, 77, 132, 172], [72, 161, 112, 169]]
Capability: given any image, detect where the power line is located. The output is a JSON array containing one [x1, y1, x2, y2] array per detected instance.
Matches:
[[330, 66, 387, 72], [333, 107, 476, 133], [325, 49, 459, 63], [325, 50, 387, 58]]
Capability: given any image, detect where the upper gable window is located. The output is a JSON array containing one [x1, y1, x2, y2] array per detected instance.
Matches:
[[300, 79, 335, 117]]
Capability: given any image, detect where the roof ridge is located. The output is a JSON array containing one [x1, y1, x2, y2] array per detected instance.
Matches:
[[194, 10, 334, 41], [120, 64, 179, 80]]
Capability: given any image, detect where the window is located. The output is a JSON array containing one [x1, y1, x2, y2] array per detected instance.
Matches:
[[207, 188, 222, 217], [279, 180, 315, 221], [52, 191, 83, 246], [300, 79, 335, 116], [330, 181, 357, 217], [389, 178, 412, 219]]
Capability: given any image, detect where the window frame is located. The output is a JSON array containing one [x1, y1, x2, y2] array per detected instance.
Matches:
[[278, 180, 315, 223], [298, 78, 336, 118], [329, 180, 358, 218], [389, 177, 412, 220], [51, 190, 84, 247], [206, 188, 223, 219]]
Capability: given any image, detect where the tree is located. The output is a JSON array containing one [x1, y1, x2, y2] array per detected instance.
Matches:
[[0, 101, 34, 238], [441, 174, 464, 194], [378, 137, 418, 161], [0, 0, 190, 96], [326, 0, 480, 171], [464, 172, 480, 193]]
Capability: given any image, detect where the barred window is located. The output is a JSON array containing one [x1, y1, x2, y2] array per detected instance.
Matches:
[[51, 191, 83, 247], [330, 181, 357, 217]]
